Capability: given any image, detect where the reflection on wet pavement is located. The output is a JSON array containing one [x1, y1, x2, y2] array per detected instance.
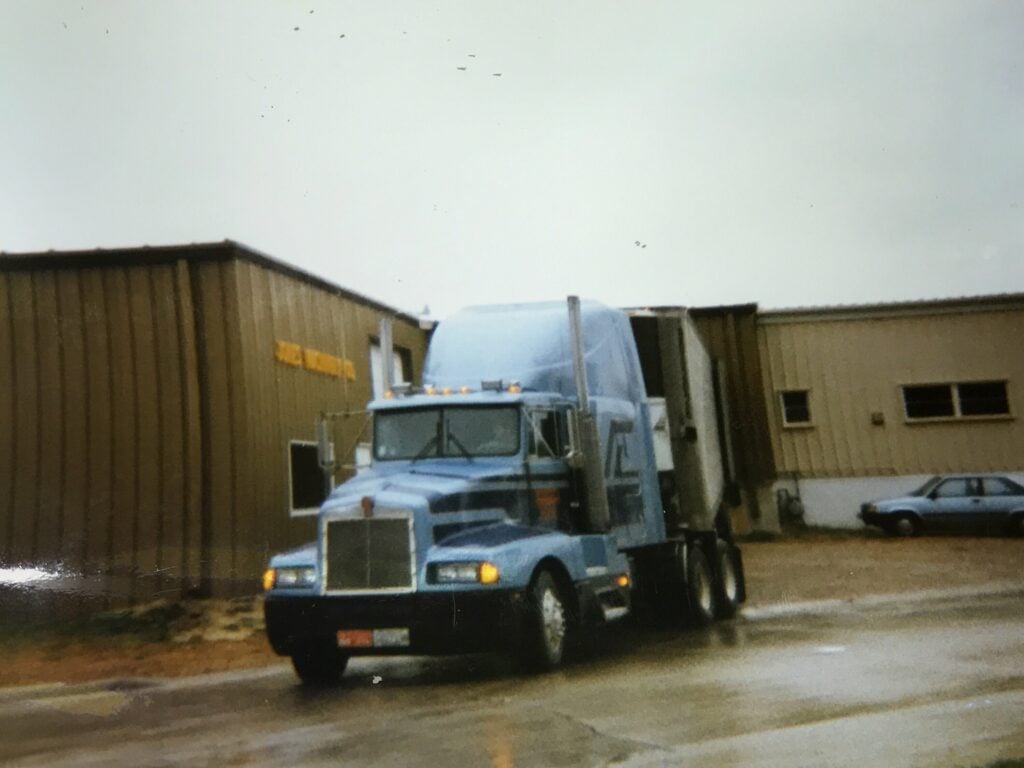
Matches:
[[2, 592, 1023, 767]]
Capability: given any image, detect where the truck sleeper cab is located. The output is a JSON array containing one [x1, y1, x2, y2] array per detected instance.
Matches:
[[263, 299, 745, 684]]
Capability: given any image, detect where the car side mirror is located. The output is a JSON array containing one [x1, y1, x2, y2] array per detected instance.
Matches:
[[927, 490, 938, 500]]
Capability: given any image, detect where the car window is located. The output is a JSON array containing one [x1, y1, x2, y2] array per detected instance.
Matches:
[[982, 477, 1022, 496], [933, 478, 973, 498]]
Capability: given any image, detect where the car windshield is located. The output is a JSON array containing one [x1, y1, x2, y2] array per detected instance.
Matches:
[[374, 406, 521, 460], [909, 476, 941, 496]]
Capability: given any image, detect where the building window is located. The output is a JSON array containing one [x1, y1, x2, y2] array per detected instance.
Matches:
[[289, 440, 327, 515], [780, 390, 811, 427], [902, 381, 1010, 422]]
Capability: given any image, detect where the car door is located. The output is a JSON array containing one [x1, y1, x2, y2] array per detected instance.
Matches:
[[980, 477, 1024, 531], [928, 477, 981, 532]]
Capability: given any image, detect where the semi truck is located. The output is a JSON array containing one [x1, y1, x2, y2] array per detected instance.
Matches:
[[263, 297, 745, 684]]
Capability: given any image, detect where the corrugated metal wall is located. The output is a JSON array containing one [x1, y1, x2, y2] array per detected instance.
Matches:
[[759, 306, 1024, 478], [1, 245, 426, 605], [198, 258, 424, 593], [0, 262, 203, 603]]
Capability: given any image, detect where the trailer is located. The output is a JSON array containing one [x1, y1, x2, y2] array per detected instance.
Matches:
[[263, 297, 745, 683]]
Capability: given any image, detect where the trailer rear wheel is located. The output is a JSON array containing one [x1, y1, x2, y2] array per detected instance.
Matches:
[[515, 570, 568, 672], [291, 641, 349, 686], [712, 540, 741, 619], [684, 545, 716, 627]]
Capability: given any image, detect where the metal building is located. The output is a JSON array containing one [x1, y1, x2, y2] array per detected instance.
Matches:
[[0, 241, 426, 604], [757, 294, 1024, 527]]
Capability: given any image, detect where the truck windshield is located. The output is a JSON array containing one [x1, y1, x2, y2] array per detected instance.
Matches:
[[374, 406, 521, 460]]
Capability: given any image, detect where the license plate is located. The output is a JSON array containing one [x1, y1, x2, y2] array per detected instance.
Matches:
[[337, 628, 410, 648]]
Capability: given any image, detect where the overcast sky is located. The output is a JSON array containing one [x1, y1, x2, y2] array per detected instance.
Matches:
[[2, 1, 1022, 318]]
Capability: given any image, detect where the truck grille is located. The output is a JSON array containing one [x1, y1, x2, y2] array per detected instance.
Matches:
[[325, 517, 414, 591]]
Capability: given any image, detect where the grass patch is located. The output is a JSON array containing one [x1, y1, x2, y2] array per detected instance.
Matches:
[[0, 599, 188, 650]]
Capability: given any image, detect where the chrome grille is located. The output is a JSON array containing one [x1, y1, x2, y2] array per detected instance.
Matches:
[[325, 517, 413, 591]]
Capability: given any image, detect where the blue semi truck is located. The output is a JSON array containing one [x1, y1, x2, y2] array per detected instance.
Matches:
[[263, 297, 745, 683]]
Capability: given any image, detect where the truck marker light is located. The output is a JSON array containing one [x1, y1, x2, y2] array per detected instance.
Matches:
[[459, 385, 472, 394], [506, 383, 522, 393], [616, 574, 630, 588], [424, 384, 437, 395], [478, 562, 500, 585], [383, 389, 394, 399], [441, 386, 453, 395], [262, 568, 276, 591]]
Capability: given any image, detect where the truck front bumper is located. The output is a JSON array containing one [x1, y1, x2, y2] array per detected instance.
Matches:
[[264, 589, 527, 657]]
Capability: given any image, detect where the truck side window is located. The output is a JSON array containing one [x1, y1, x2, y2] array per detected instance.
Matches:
[[528, 410, 559, 458]]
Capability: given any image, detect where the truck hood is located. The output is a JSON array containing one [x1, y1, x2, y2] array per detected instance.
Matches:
[[324, 461, 538, 515]]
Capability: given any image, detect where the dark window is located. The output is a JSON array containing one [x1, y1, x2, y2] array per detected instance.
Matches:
[[934, 478, 973, 498], [781, 390, 811, 425], [528, 410, 566, 458], [982, 477, 1023, 496], [903, 385, 955, 419], [290, 441, 326, 512], [903, 380, 1010, 421], [957, 381, 1009, 416], [374, 406, 520, 460]]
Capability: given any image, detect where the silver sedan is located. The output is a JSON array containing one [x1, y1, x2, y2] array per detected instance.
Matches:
[[859, 474, 1024, 536]]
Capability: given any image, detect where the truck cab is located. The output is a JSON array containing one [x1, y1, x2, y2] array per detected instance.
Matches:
[[264, 299, 743, 684]]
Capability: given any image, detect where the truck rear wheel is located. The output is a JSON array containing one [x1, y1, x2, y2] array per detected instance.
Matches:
[[291, 640, 350, 686], [683, 545, 716, 627], [515, 570, 568, 672], [712, 540, 741, 619]]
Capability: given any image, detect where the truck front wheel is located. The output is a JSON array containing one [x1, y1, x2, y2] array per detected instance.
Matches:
[[515, 570, 568, 672], [290, 640, 350, 686]]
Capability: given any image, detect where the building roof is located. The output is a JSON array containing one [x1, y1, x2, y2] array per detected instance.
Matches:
[[0, 239, 419, 323], [758, 293, 1024, 324]]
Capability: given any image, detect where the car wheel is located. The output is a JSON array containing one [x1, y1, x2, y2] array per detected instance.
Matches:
[[516, 570, 568, 672], [893, 515, 921, 537], [712, 540, 742, 620], [684, 544, 716, 627], [291, 640, 350, 686]]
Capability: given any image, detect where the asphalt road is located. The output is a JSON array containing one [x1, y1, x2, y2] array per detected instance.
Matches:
[[3, 590, 1023, 768]]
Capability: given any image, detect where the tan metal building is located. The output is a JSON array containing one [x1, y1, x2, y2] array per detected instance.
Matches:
[[757, 294, 1024, 527], [0, 241, 427, 603]]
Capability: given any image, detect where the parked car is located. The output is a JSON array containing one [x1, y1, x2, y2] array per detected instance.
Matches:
[[859, 474, 1024, 537]]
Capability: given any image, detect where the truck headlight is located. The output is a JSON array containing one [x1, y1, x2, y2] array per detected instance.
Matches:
[[265, 566, 317, 590], [433, 562, 500, 585]]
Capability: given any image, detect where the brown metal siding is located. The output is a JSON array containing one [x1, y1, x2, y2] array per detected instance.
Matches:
[[0, 264, 204, 604], [759, 308, 1024, 478], [692, 310, 776, 487], [2, 244, 428, 603], [202, 260, 427, 594]]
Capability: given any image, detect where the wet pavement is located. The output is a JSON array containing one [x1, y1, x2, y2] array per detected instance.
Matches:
[[2, 590, 1023, 767]]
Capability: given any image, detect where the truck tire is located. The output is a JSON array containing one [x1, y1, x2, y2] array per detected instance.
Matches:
[[515, 570, 568, 672], [712, 540, 741, 620], [290, 640, 350, 686], [683, 545, 716, 627]]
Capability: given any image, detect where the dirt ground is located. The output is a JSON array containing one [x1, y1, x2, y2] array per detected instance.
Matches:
[[2, 534, 1021, 688]]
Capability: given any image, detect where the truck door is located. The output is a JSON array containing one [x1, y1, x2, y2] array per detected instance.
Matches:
[[525, 408, 576, 531]]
